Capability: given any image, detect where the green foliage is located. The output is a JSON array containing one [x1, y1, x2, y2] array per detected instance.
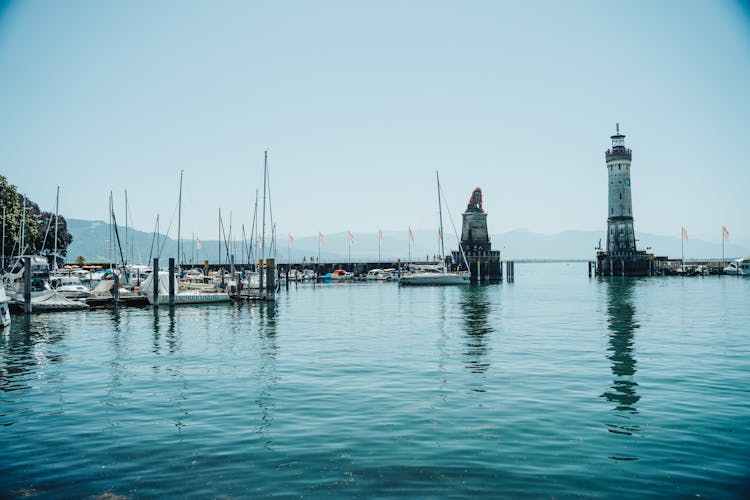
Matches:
[[0, 175, 74, 263], [75, 255, 86, 266]]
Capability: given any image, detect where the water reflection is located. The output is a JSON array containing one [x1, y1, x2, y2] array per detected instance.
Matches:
[[459, 285, 494, 376], [255, 302, 278, 448], [601, 279, 642, 458], [0, 315, 67, 394]]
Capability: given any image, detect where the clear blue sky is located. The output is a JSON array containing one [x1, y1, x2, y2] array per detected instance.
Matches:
[[1, 0, 749, 246]]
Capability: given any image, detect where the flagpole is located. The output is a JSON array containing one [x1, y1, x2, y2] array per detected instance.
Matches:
[[378, 229, 381, 265], [408, 228, 411, 263], [722, 227, 724, 262], [318, 232, 321, 265], [348, 230, 351, 266], [681, 227, 684, 270]]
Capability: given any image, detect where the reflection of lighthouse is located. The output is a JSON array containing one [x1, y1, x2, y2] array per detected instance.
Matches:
[[596, 124, 651, 276], [451, 188, 502, 281]]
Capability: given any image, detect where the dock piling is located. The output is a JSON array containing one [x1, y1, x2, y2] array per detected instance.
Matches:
[[153, 258, 159, 307], [113, 272, 120, 307], [24, 257, 31, 314], [168, 258, 175, 307]]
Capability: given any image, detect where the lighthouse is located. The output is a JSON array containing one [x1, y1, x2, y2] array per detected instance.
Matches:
[[606, 123, 636, 254], [596, 124, 651, 276]]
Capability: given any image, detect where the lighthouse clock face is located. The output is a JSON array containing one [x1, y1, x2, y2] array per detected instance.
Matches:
[[624, 178, 631, 186]]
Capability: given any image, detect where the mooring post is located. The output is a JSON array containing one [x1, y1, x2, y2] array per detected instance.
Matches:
[[258, 258, 264, 299], [203, 260, 209, 284], [588, 261, 592, 277], [24, 256, 31, 314], [397, 259, 401, 280], [477, 259, 481, 283], [266, 258, 276, 297], [609, 259, 613, 277], [113, 271, 120, 307], [230, 255, 235, 293], [286, 265, 289, 290], [621, 260, 625, 277], [153, 258, 159, 307], [168, 258, 175, 307]]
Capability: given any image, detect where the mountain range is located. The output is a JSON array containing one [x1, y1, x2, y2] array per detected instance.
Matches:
[[64, 218, 750, 264]]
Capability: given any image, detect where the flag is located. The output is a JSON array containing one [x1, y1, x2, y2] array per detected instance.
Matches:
[[408, 227, 414, 242], [438, 228, 443, 242], [288, 233, 294, 248], [319, 231, 324, 246], [379, 229, 384, 244], [349, 230, 354, 245], [682, 227, 688, 242], [196, 238, 202, 250], [722, 226, 729, 241]]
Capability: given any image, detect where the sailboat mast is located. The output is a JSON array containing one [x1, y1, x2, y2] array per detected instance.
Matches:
[[20, 196, 26, 255], [1, 206, 5, 270], [109, 192, 113, 270], [124, 189, 129, 266], [436, 171, 445, 263], [261, 151, 267, 264], [53, 186, 59, 270], [177, 170, 183, 269]]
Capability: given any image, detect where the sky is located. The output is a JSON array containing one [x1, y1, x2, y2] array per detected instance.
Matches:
[[1, 0, 749, 247]]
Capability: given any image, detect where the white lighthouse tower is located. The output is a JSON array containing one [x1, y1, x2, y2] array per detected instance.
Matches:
[[597, 124, 650, 276], [606, 123, 636, 254]]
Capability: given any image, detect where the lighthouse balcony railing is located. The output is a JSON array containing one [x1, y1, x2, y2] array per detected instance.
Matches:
[[605, 148, 632, 158]]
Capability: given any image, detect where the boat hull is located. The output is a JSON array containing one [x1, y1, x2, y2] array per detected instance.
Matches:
[[399, 273, 470, 286], [147, 293, 231, 305]]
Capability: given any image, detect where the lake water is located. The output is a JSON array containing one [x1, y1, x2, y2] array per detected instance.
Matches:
[[1, 263, 749, 498]]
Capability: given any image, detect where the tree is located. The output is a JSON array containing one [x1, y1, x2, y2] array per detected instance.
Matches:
[[75, 255, 86, 266], [0, 175, 74, 263]]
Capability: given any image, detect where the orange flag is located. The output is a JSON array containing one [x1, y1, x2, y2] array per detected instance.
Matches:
[[408, 227, 414, 242], [682, 227, 688, 242], [722, 226, 729, 241]]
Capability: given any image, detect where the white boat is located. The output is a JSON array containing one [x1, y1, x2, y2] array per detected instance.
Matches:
[[50, 275, 92, 299], [399, 172, 471, 286], [17, 289, 89, 312], [723, 258, 750, 276], [141, 271, 230, 305], [366, 268, 397, 281], [400, 264, 471, 285], [0, 287, 10, 328], [3, 255, 54, 302]]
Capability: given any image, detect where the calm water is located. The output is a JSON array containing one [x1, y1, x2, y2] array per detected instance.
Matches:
[[1, 263, 749, 498]]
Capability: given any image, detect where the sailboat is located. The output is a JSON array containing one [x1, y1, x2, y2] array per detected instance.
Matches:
[[399, 172, 470, 286], [143, 171, 230, 305]]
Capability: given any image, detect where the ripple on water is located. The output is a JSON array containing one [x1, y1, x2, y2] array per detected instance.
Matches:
[[1, 265, 749, 497]]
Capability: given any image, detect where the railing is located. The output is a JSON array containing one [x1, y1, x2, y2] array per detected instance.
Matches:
[[606, 148, 632, 158]]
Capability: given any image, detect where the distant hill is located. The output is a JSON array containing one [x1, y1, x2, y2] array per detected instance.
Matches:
[[65, 218, 750, 264]]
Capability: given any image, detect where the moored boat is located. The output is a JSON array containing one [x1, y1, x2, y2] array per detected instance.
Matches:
[[0, 287, 10, 328], [723, 258, 750, 276], [141, 271, 230, 305]]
